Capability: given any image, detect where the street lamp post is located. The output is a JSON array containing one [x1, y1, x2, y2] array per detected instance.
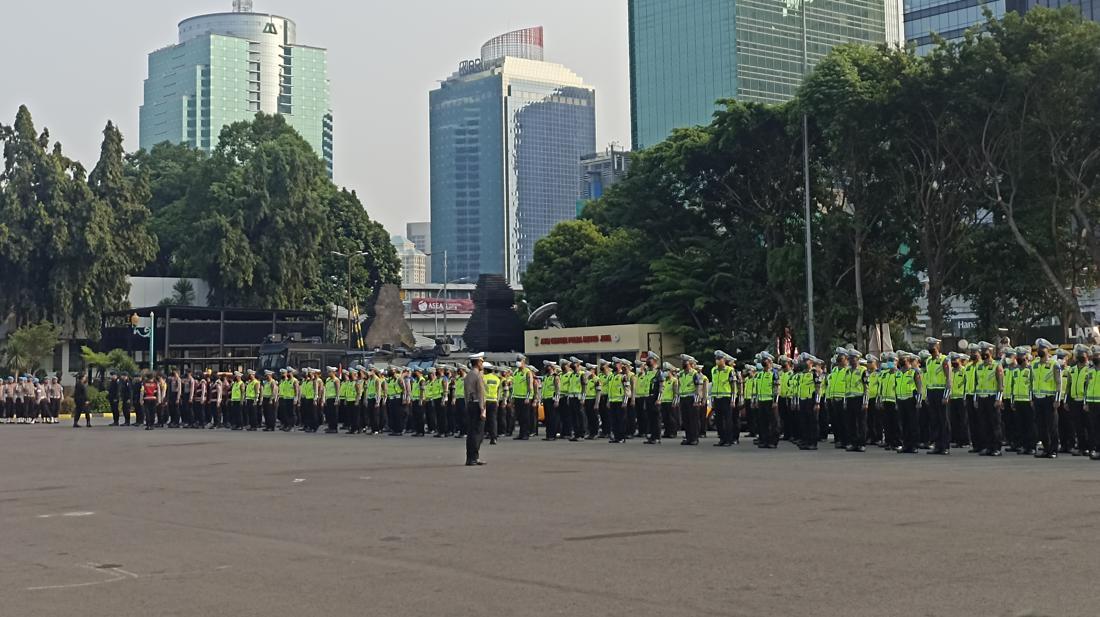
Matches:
[[425, 250, 450, 337], [801, 0, 817, 355], [332, 250, 369, 351]]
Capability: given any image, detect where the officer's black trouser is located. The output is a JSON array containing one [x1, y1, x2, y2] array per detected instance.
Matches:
[[485, 402, 498, 442], [643, 396, 661, 442], [981, 393, 1007, 453], [1058, 402, 1074, 452], [345, 399, 362, 433], [845, 397, 866, 448], [598, 401, 610, 437], [1014, 400, 1035, 451], [571, 398, 586, 438], [949, 397, 969, 446], [636, 397, 648, 437], [435, 399, 448, 435], [625, 400, 637, 437], [799, 399, 818, 447], [323, 399, 337, 432], [144, 400, 157, 428], [899, 398, 919, 451], [516, 400, 531, 438], [580, 395, 598, 435], [680, 398, 698, 443], [823, 399, 840, 442], [918, 400, 930, 446], [454, 399, 465, 436], [927, 389, 950, 451], [185, 399, 197, 426], [366, 399, 379, 433], [250, 400, 262, 429], [779, 397, 794, 441], [1088, 403, 1100, 453], [164, 398, 176, 426], [1034, 396, 1058, 453], [121, 398, 132, 425], [881, 401, 900, 447], [1067, 400, 1089, 453], [660, 402, 676, 437], [559, 397, 574, 439], [263, 398, 277, 430], [228, 401, 242, 429], [609, 401, 626, 441], [278, 399, 293, 430], [465, 404, 484, 464], [966, 396, 980, 448], [759, 401, 779, 446], [389, 399, 406, 435], [109, 398, 120, 424], [866, 400, 880, 445], [543, 398, 559, 439], [713, 397, 733, 444]]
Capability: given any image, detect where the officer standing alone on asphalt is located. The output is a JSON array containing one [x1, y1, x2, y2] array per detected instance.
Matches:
[[464, 353, 487, 466]]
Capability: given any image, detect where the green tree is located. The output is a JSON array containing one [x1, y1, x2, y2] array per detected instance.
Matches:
[[182, 114, 330, 307], [125, 142, 206, 277], [5, 321, 60, 373], [307, 188, 400, 314], [522, 219, 608, 327], [955, 8, 1100, 331]]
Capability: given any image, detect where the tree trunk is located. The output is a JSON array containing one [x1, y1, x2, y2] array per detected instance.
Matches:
[[926, 266, 944, 338], [1003, 207, 1089, 329], [854, 232, 865, 351]]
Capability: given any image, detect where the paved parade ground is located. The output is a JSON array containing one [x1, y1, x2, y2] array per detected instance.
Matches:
[[1, 427, 1096, 617]]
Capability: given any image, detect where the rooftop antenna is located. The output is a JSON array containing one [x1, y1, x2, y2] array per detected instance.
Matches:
[[232, 0, 254, 12]]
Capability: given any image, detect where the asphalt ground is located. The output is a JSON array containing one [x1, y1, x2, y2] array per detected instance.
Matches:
[[1, 425, 1097, 617]]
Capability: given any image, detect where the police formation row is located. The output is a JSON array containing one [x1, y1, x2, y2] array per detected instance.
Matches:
[[32, 338, 1100, 461]]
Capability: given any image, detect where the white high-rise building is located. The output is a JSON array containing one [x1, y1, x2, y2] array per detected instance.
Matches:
[[140, 2, 333, 174], [392, 236, 428, 286]]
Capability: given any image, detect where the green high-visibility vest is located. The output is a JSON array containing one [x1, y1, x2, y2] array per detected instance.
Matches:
[[679, 371, 697, 399], [846, 367, 865, 398], [711, 366, 733, 398], [925, 356, 947, 389], [758, 370, 776, 398], [585, 375, 598, 399], [302, 380, 315, 400], [513, 368, 531, 398], [341, 380, 357, 402], [1068, 365, 1086, 401], [879, 371, 897, 403], [410, 378, 423, 399], [386, 377, 402, 399], [660, 377, 675, 403], [867, 371, 880, 399], [454, 377, 465, 399], [324, 378, 338, 400], [231, 381, 244, 402], [245, 380, 259, 398], [637, 371, 654, 398], [896, 370, 916, 400], [366, 377, 378, 398], [1085, 367, 1100, 403], [1013, 366, 1031, 402], [826, 369, 845, 400], [484, 374, 501, 402], [607, 374, 625, 403], [1033, 359, 1056, 397], [541, 374, 557, 399], [279, 379, 295, 399], [261, 380, 275, 398], [975, 362, 998, 397], [797, 371, 816, 400]]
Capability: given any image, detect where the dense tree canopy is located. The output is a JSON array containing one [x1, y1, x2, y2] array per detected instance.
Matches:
[[524, 7, 1100, 357], [0, 109, 400, 339]]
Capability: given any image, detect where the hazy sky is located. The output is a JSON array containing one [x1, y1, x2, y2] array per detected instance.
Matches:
[[1, 0, 630, 235]]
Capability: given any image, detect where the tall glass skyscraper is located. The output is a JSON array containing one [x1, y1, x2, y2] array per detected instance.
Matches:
[[430, 27, 596, 285], [629, 0, 904, 149], [905, 0, 1099, 55], [139, 2, 333, 174]]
